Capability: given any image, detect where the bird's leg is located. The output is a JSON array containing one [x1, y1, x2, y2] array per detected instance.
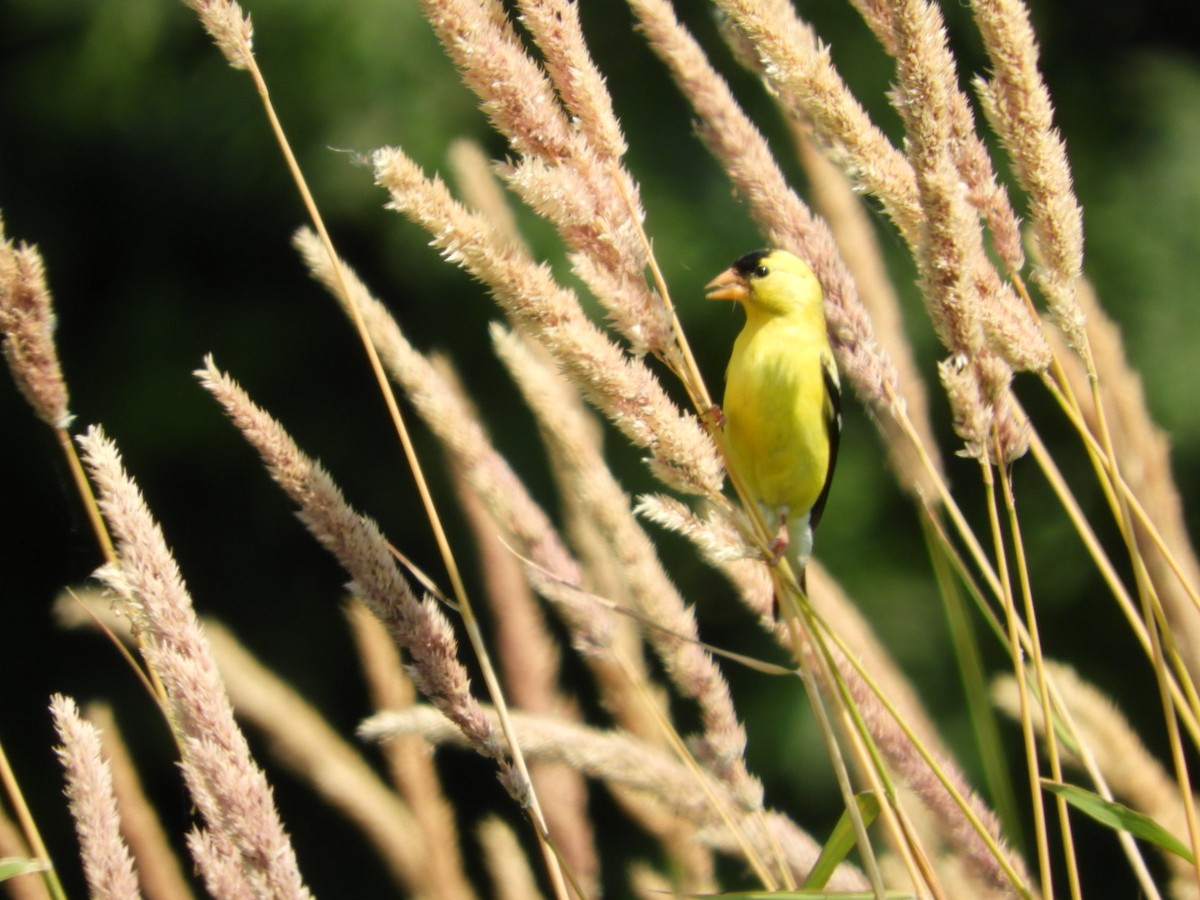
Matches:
[[766, 510, 789, 566], [705, 403, 726, 429]]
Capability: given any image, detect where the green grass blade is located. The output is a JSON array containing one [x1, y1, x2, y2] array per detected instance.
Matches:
[[0, 857, 49, 882], [800, 792, 882, 890], [1043, 780, 1193, 862]]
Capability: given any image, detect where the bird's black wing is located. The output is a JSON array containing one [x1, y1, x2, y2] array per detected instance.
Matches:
[[808, 353, 841, 531]]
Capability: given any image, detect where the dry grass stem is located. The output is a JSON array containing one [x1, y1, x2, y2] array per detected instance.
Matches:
[[195, 359, 502, 765], [796, 133, 944, 500], [804, 569, 1026, 894], [77, 427, 311, 900], [344, 601, 475, 900], [370, 149, 723, 498], [83, 704, 193, 900], [201, 620, 440, 897], [492, 323, 762, 812], [448, 429, 600, 894], [180, 0, 254, 71], [994, 664, 1191, 890], [362, 705, 855, 887], [971, 0, 1086, 352], [1051, 280, 1200, 678], [0, 217, 71, 430], [477, 817, 546, 900], [49, 695, 142, 900]]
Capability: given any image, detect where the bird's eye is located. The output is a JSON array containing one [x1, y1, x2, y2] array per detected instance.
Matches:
[[753, 265, 769, 278]]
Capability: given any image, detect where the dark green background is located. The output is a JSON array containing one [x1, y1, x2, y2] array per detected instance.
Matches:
[[4, 0, 1200, 895]]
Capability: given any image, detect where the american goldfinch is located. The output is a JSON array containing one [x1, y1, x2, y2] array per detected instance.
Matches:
[[706, 249, 841, 594]]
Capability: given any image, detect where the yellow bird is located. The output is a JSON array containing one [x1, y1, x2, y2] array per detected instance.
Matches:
[[706, 249, 841, 595]]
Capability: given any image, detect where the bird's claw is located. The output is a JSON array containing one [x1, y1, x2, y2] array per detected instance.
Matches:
[[706, 404, 726, 429], [765, 517, 789, 566]]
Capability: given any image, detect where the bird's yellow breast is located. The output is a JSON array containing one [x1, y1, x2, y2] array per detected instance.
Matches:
[[723, 314, 831, 516]]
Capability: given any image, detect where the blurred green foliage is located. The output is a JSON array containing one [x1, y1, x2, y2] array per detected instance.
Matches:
[[3, 0, 1200, 895]]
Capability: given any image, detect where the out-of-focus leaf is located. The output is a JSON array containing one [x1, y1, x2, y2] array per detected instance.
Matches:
[[1044, 780, 1193, 862]]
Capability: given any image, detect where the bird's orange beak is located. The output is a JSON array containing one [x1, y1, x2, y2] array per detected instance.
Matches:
[[705, 267, 749, 302]]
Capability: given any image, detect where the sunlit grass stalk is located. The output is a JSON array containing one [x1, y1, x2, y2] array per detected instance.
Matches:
[[979, 456, 1051, 900], [1070, 357, 1200, 854], [994, 452, 1081, 900], [1026, 429, 1200, 745], [82, 704, 193, 900], [801, 611, 945, 899], [935, 435, 1176, 893], [0, 741, 66, 900], [1041, 368, 1200, 619], [919, 476, 1168, 894], [923, 514, 1023, 847], [803, 586, 1033, 894], [178, 5, 573, 895], [613, 651, 782, 891], [1121, 514, 1200, 882], [777, 607, 889, 899]]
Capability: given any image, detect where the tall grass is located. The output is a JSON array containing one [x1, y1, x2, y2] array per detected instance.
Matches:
[[3, 0, 1198, 897]]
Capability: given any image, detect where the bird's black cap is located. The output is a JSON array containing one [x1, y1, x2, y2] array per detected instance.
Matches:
[[731, 249, 771, 275]]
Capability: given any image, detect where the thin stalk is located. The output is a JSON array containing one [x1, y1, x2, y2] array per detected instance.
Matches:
[[782, 615, 888, 900], [1041, 371, 1200, 616], [1038, 674, 1166, 900], [613, 651, 780, 890], [1042, 372, 1200, 737], [922, 505, 1012, 647], [979, 458, 1053, 899], [0, 739, 67, 900], [923, 513, 1023, 849], [57, 426, 116, 562], [57, 427, 170, 707], [922, 460, 1176, 895], [1027, 432, 1200, 745], [813, 615, 945, 900], [995, 442, 1081, 900], [921, 471, 1162, 893], [809, 599, 1034, 896], [1083, 370, 1200, 881], [239, 57, 571, 900], [885, 389, 1005, 601]]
